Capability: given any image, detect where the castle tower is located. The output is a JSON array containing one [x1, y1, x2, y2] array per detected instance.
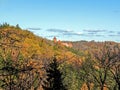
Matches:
[[53, 36, 57, 43]]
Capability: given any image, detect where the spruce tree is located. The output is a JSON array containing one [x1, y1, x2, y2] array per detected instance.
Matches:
[[43, 57, 66, 90]]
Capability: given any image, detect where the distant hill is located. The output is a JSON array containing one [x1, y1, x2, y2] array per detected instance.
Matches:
[[65, 40, 119, 52]]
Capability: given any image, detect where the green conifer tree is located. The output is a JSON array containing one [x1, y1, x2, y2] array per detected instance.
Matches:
[[43, 57, 66, 90]]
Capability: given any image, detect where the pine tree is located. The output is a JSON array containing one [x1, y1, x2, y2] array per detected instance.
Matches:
[[43, 57, 66, 90]]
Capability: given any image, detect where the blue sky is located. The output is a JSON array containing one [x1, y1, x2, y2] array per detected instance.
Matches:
[[0, 0, 120, 42]]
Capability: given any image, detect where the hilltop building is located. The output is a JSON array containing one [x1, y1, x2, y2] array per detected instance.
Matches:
[[53, 37, 72, 48], [53, 36, 57, 43]]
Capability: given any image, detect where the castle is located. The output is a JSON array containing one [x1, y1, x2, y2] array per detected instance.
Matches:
[[53, 37, 72, 48]]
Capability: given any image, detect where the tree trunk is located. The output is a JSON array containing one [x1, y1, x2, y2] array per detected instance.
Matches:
[[100, 85, 104, 90], [118, 83, 120, 90], [86, 82, 91, 90]]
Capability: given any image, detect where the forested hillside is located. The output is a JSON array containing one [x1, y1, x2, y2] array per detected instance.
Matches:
[[0, 24, 120, 90]]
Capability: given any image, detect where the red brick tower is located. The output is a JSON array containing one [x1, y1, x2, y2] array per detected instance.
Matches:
[[53, 36, 57, 43]]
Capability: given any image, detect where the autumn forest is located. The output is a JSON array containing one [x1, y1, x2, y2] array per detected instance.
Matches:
[[0, 23, 120, 90]]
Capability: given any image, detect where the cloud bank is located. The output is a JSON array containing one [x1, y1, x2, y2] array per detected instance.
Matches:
[[27, 28, 42, 30], [29, 27, 120, 42]]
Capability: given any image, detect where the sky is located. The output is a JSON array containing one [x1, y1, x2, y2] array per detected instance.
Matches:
[[0, 0, 120, 42]]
